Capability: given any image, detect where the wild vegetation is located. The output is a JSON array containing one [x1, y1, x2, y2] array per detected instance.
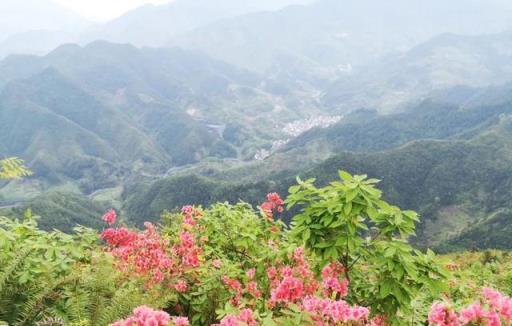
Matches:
[[1, 168, 511, 325], [2, 1, 512, 324]]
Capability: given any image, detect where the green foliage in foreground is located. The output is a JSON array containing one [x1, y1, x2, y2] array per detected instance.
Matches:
[[0, 171, 444, 325], [0, 212, 168, 325], [0, 157, 31, 180], [287, 172, 447, 318], [0, 170, 510, 325]]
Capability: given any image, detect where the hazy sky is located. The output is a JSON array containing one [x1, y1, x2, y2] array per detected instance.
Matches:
[[54, 0, 173, 21]]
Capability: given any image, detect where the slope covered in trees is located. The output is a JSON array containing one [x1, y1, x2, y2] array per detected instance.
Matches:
[[124, 109, 512, 251], [0, 41, 321, 201]]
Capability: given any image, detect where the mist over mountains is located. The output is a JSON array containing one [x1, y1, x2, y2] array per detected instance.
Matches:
[[3, 0, 512, 251], [0, 0, 88, 41]]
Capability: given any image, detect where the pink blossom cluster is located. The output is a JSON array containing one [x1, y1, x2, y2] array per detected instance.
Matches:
[[302, 295, 370, 325], [173, 279, 188, 293], [101, 227, 138, 247], [222, 275, 245, 306], [482, 288, 512, 322], [171, 206, 203, 268], [100, 205, 206, 288], [321, 262, 349, 297], [212, 309, 258, 326], [218, 245, 379, 325], [428, 288, 512, 326], [181, 205, 202, 228], [172, 231, 201, 268], [260, 192, 284, 220], [101, 222, 174, 285], [102, 209, 117, 225], [110, 305, 189, 326], [428, 302, 460, 326], [268, 247, 319, 306]]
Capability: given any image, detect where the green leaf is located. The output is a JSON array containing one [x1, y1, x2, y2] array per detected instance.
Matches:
[[339, 170, 353, 181], [302, 228, 311, 242]]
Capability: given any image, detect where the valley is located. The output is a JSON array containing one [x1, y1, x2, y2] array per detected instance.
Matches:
[[2, 0, 512, 252], [4, 1, 512, 325]]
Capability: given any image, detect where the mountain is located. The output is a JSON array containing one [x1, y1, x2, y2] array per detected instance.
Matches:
[[323, 31, 512, 112], [124, 114, 512, 251], [0, 0, 88, 42], [121, 91, 512, 251], [0, 43, 236, 197], [82, 0, 313, 47], [0, 41, 322, 201], [284, 92, 512, 156], [296, 119, 512, 251], [169, 0, 512, 80]]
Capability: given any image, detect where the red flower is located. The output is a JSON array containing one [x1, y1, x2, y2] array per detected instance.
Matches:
[[102, 209, 117, 225], [260, 192, 284, 220]]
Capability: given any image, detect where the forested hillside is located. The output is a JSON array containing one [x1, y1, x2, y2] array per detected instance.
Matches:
[[0, 41, 322, 202], [122, 95, 512, 251], [4, 0, 512, 324]]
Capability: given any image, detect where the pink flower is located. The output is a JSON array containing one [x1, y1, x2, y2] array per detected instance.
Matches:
[[260, 192, 284, 220], [428, 302, 459, 326], [213, 309, 258, 326], [267, 267, 277, 280], [173, 317, 189, 326], [302, 296, 369, 324], [247, 281, 261, 298], [369, 315, 388, 326], [110, 306, 171, 326], [321, 262, 349, 297], [238, 309, 257, 325], [212, 259, 222, 269], [483, 288, 503, 308], [223, 276, 242, 291], [246, 268, 256, 280], [181, 205, 194, 215], [270, 276, 304, 304], [459, 303, 484, 324], [482, 287, 512, 322], [500, 296, 512, 321], [102, 209, 117, 225], [213, 315, 238, 326], [174, 280, 188, 293], [323, 277, 349, 297], [102, 224, 174, 286], [485, 311, 501, 326], [172, 231, 201, 268]]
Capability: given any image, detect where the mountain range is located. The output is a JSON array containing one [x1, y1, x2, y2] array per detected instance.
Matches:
[[0, 40, 323, 201], [121, 85, 512, 251], [3, 0, 512, 253]]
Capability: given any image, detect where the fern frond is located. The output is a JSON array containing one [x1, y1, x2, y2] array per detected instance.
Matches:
[[0, 247, 30, 294], [0, 157, 32, 180], [15, 275, 79, 326]]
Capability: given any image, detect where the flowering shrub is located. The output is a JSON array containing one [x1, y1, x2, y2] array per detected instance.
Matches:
[[101, 222, 174, 286], [11, 164, 510, 326], [428, 288, 512, 326], [111, 306, 189, 326], [103, 171, 452, 325], [7, 170, 501, 325], [287, 172, 448, 322]]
